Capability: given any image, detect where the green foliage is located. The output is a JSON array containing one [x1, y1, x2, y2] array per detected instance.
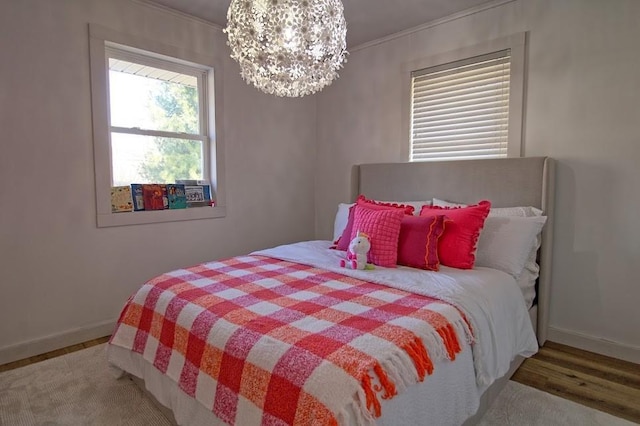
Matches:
[[139, 82, 203, 183]]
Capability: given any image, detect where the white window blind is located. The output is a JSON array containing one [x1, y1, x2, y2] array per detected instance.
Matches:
[[410, 50, 511, 162]]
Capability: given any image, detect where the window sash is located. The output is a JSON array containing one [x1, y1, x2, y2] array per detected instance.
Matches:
[[105, 46, 211, 186], [410, 51, 511, 162], [106, 46, 208, 138]]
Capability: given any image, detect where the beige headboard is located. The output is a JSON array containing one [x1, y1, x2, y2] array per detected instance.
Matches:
[[356, 157, 555, 345]]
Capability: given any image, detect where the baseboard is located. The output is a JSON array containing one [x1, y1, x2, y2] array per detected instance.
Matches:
[[547, 326, 640, 364], [0, 319, 116, 365]]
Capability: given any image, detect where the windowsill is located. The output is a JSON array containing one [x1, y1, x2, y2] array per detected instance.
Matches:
[[97, 205, 226, 228]]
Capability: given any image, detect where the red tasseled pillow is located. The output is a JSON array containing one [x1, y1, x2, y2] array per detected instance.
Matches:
[[419, 200, 491, 269]]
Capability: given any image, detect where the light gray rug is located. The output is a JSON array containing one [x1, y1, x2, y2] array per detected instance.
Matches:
[[0, 344, 635, 426]]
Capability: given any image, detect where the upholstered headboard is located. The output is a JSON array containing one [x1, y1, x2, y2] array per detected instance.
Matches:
[[356, 157, 555, 345]]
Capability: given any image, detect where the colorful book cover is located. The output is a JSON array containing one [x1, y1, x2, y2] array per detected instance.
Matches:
[[130, 184, 145, 211], [142, 184, 165, 210], [166, 184, 187, 209], [160, 184, 169, 209], [110, 186, 133, 213], [201, 184, 212, 201], [185, 185, 205, 203]]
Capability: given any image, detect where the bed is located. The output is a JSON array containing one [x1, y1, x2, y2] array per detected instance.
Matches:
[[107, 156, 555, 426]]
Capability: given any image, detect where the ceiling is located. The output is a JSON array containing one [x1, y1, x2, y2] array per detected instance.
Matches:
[[146, 0, 496, 48]]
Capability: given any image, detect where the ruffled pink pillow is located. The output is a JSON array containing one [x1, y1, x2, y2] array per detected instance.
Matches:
[[397, 215, 449, 271], [335, 195, 414, 251], [420, 200, 491, 269], [350, 205, 405, 267]]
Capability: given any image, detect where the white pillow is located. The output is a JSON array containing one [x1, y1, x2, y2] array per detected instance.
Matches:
[[332, 200, 431, 241], [475, 215, 547, 278], [333, 203, 353, 242]]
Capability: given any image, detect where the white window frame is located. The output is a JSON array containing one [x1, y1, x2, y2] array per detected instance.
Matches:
[[402, 33, 526, 161], [89, 24, 226, 228]]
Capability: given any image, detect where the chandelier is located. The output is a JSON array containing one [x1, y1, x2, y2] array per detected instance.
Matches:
[[224, 0, 348, 97]]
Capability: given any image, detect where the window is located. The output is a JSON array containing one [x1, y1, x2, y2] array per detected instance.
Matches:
[[405, 34, 525, 162], [89, 24, 225, 227], [107, 50, 208, 186]]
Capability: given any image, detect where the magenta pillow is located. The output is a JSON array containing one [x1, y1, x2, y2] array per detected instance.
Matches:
[[397, 215, 449, 271], [335, 196, 414, 251], [419, 200, 491, 269], [350, 205, 405, 267]]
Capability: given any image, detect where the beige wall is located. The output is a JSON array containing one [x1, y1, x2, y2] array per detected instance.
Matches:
[[315, 0, 640, 360], [0, 0, 316, 361]]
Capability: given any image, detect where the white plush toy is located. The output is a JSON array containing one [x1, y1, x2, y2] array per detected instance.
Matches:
[[340, 231, 374, 270]]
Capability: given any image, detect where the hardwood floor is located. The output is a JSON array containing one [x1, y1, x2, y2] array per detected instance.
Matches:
[[1, 337, 638, 423], [0, 336, 110, 374], [512, 341, 640, 424]]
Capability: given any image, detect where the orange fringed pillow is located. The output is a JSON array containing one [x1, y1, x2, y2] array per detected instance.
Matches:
[[420, 200, 491, 269], [397, 215, 449, 271]]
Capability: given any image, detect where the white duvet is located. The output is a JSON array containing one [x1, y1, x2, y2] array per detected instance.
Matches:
[[254, 240, 538, 392]]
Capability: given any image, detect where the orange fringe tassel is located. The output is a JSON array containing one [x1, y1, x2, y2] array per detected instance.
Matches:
[[437, 324, 462, 360], [402, 336, 434, 381], [373, 363, 397, 400], [361, 372, 382, 417]]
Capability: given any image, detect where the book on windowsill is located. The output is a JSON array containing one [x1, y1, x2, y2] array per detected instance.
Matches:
[[111, 186, 133, 213], [130, 184, 145, 211], [166, 184, 187, 209], [185, 184, 213, 207], [142, 184, 165, 210]]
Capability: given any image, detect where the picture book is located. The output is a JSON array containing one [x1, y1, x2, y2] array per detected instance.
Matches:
[[111, 186, 133, 213], [166, 184, 187, 209], [185, 185, 205, 203], [142, 184, 165, 210], [201, 184, 212, 201], [130, 184, 145, 211], [160, 184, 169, 209]]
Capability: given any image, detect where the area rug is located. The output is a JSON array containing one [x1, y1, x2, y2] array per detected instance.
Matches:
[[0, 344, 635, 425]]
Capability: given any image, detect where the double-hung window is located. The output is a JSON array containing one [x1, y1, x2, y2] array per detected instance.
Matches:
[[89, 24, 225, 227], [406, 34, 525, 162], [107, 48, 209, 187]]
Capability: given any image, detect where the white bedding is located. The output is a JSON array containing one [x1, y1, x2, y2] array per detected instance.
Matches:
[[108, 240, 538, 426]]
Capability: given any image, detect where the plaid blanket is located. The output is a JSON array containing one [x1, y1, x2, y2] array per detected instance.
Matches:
[[109, 255, 472, 425]]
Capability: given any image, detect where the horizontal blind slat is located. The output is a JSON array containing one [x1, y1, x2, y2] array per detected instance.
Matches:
[[412, 134, 508, 147]]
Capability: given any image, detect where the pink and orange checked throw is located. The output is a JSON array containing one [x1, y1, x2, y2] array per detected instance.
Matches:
[[109, 255, 471, 425]]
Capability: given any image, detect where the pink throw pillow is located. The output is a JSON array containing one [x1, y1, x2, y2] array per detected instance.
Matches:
[[335, 195, 413, 251], [350, 205, 405, 267], [420, 200, 491, 269], [397, 215, 449, 271]]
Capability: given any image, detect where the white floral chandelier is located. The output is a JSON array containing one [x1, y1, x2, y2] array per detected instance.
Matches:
[[224, 0, 348, 97]]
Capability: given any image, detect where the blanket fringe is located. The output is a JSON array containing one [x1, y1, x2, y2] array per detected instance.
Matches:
[[402, 335, 434, 381]]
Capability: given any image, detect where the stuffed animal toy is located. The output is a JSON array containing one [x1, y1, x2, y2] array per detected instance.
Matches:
[[340, 231, 374, 270]]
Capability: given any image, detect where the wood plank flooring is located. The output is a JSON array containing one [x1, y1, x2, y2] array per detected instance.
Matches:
[[0, 336, 110, 373], [1, 338, 638, 423], [512, 341, 640, 423]]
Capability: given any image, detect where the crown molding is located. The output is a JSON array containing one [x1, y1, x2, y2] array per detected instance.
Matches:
[[350, 0, 517, 52], [130, 0, 224, 32]]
